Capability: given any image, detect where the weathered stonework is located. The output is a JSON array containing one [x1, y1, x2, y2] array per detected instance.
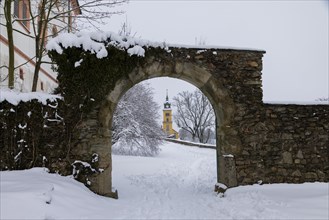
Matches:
[[3, 37, 327, 198], [54, 46, 327, 197]]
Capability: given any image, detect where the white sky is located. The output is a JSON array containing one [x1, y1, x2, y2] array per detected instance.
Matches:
[[99, 0, 328, 127]]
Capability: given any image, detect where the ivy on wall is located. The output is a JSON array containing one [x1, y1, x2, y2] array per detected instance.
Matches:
[[0, 99, 66, 171], [49, 45, 144, 113]]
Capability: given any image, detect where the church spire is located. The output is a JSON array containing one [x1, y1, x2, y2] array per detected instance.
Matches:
[[164, 89, 171, 109], [166, 89, 169, 102]]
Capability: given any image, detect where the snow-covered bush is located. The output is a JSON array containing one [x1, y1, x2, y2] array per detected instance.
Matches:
[[112, 83, 164, 156]]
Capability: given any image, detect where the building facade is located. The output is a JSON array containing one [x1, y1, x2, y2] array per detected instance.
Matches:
[[162, 91, 179, 139], [0, 0, 80, 92]]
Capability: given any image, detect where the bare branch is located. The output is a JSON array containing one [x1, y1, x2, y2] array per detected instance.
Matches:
[[14, 55, 37, 70]]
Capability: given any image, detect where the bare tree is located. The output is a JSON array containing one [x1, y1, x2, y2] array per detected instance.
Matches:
[[315, 97, 329, 102], [0, 0, 126, 91], [2, 0, 15, 88], [77, 0, 126, 31], [117, 15, 136, 37], [173, 90, 215, 144], [195, 36, 206, 46]]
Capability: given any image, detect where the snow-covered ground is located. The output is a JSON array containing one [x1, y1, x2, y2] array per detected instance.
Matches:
[[1, 142, 328, 219]]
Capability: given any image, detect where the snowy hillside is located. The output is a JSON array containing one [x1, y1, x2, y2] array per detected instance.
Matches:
[[1, 142, 328, 219]]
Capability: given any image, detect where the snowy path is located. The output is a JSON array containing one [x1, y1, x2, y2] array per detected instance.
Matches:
[[1, 142, 328, 219], [112, 142, 219, 219]]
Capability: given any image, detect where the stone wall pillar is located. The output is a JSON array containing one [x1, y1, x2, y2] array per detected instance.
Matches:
[[218, 155, 238, 187], [88, 133, 116, 198]]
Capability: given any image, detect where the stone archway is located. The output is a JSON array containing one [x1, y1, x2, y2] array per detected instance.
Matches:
[[97, 60, 238, 196], [48, 35, 266, 197], [84, 46, 264, 197], [48, 32, 329, 199]]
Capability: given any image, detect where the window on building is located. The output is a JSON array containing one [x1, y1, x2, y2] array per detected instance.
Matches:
[[166, 118, 169, 122], [38, 4, 48, 47], [166, 125, 169, 131], [19, 69, 24, 80], [14, 0, 19, 18], [55, 0, 60, 10], [14, 0, 30, 30], [52, 25, 58, 37], [166, 113, 170, 116], [22, 1, 28, 27]]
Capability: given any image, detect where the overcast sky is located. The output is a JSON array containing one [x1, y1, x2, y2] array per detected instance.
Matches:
[[103, 0, 328, 100], [99, 0, 328, 127]]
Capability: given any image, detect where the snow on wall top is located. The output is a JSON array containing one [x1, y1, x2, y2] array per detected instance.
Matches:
[[167, 43, 265, 52], [46, 31, 264, 59], [46, 31, 166, 58], [264, 100, 329, 105], [0, 89, 62, 106]]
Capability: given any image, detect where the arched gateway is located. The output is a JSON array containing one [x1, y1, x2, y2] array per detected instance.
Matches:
[[47, 32, 328, 198]]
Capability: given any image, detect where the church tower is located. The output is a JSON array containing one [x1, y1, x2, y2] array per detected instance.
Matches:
[[162, 90, 179, 139]]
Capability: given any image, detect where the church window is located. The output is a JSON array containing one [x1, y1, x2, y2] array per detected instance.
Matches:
[[166, 118, 169, 122], [166, 125, 169, 131], [166, 113, 170, 116]]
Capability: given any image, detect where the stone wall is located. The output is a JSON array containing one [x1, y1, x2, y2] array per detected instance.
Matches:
[[234, 104, 329, 185], [164, 138, 216, 149], [31, 32, 329, 196], [173, 48, 328, 185], [103, 47, 329, 187], [2, 34, 328, 198]]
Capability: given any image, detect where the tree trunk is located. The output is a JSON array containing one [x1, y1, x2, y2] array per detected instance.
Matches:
[[32, 0, 49, 92], [32, 60, 41, 91], [32, 38, 41, 91], [5, 0, 15, 89]]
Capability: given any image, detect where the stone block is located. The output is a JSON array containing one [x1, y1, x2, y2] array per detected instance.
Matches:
[[242, 150, 250, 156], [316, 170, 325, 179], [294, 159, 300, 164], [238, 170, 247, 177], [282, 151, 293, 164], [219, 156, 237, 187], [248, 61, 259, 67], [282, 133, 293, 140], [296, 150, 304, 159], [291, 170, 302, 177], [305, 172, 318, 179]]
